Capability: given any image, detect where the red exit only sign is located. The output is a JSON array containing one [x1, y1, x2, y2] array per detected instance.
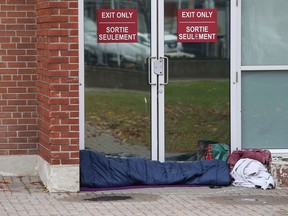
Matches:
[[178, 9, 217, 43], [97, 9, 138, 43]]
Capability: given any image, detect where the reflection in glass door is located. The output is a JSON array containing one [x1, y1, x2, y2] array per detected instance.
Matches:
[[164, 0, 230, 161], [84, 0, 152, 159]]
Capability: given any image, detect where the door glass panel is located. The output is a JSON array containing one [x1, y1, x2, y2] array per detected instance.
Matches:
[[164, 0, 230, 161], [242, 0, 288, 66], [84, 0, 151, 158], [242, 72, 288, 149]]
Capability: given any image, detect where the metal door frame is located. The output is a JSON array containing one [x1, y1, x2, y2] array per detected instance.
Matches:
[[79, 1, 85, 150], [230, 0, 241, 152], [150, 0, 166, 162]]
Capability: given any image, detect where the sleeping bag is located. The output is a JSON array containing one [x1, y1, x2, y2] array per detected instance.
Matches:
[[80, 149, 231, 188]]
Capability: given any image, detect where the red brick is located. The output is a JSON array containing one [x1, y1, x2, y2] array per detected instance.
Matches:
[[51, 152, 69, 159], [51, 159, 60, 165], [9, 137, 28, 143], [18, 144, 37, 149], [0, 31, 16, 37], [7, 50, 26, 55], [0, 144, 17, 149], [9, 150, 28, 155], [69, 2, 78, 8], [7, 11, 26, 17], [50, 139, 70, 145], [2, 94, 17, 100], [28, 150, 39, 155], [8, 125, 27, 131], [16, 5, 35, 11], [0, 150, 9, 155], [17, 43, 36, 49], [61, 145, 79, 151], [7, 0, 26, 4], [70, 151, 79, 158], [1, 17, 16, 23], [48, 2, 68, 8], [2, 56, 17, 61], [61, 159, 79, 165], [8, 62, 27, 68], [2, 119, 17, 124], [1, 6, 16, 12], [17, 31, 36, 36], [2, 107, 17, 112]]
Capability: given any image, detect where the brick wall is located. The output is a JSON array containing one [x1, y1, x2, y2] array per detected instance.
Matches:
[[36, 0, 79, 165], [0, 0, 38, 155], [0, 0, 79, 166]]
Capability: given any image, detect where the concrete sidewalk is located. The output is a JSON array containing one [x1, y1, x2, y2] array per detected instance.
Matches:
[[1, 176, 288, 216]]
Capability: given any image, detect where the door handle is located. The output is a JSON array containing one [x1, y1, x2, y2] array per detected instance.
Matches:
[[148, 56, 169, 85], [161, 56, 169, 85], [148, 57, 156, 85]]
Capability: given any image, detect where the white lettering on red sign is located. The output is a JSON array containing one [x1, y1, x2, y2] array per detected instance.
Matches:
[[178, 9, 217, 43], [97, 9, 138, 43], [106, 27, 129, 33], [116, 12, 133, 18], [101, 12, 115, 18], [181, 11, 214, 18]]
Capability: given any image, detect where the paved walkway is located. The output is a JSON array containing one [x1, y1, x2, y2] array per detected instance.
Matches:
[[1, 176, 288, 216]]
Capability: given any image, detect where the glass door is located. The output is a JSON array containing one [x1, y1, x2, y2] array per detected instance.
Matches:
[[84, 0, 153, 159], [82, 0, 230, 161], [163, 0, 230, 161]]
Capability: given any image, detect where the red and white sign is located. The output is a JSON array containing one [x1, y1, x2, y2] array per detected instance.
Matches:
[[177, 9, 217, 43], [97, 9, 138, 43]]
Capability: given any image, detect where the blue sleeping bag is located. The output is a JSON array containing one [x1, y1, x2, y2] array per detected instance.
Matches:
[[80, 150, 231, 188]]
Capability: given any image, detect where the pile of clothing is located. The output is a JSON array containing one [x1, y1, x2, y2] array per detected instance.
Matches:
[[228, 150, 275, 190]]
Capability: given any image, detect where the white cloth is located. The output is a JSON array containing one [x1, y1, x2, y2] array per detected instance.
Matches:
[[230, 158, 275, 190]]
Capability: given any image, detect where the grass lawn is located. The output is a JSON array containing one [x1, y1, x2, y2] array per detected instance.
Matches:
[[85, 80, 230, 153]]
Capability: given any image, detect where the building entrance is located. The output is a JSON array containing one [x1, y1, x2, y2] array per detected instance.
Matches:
[[82, 0, 230, 161]]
